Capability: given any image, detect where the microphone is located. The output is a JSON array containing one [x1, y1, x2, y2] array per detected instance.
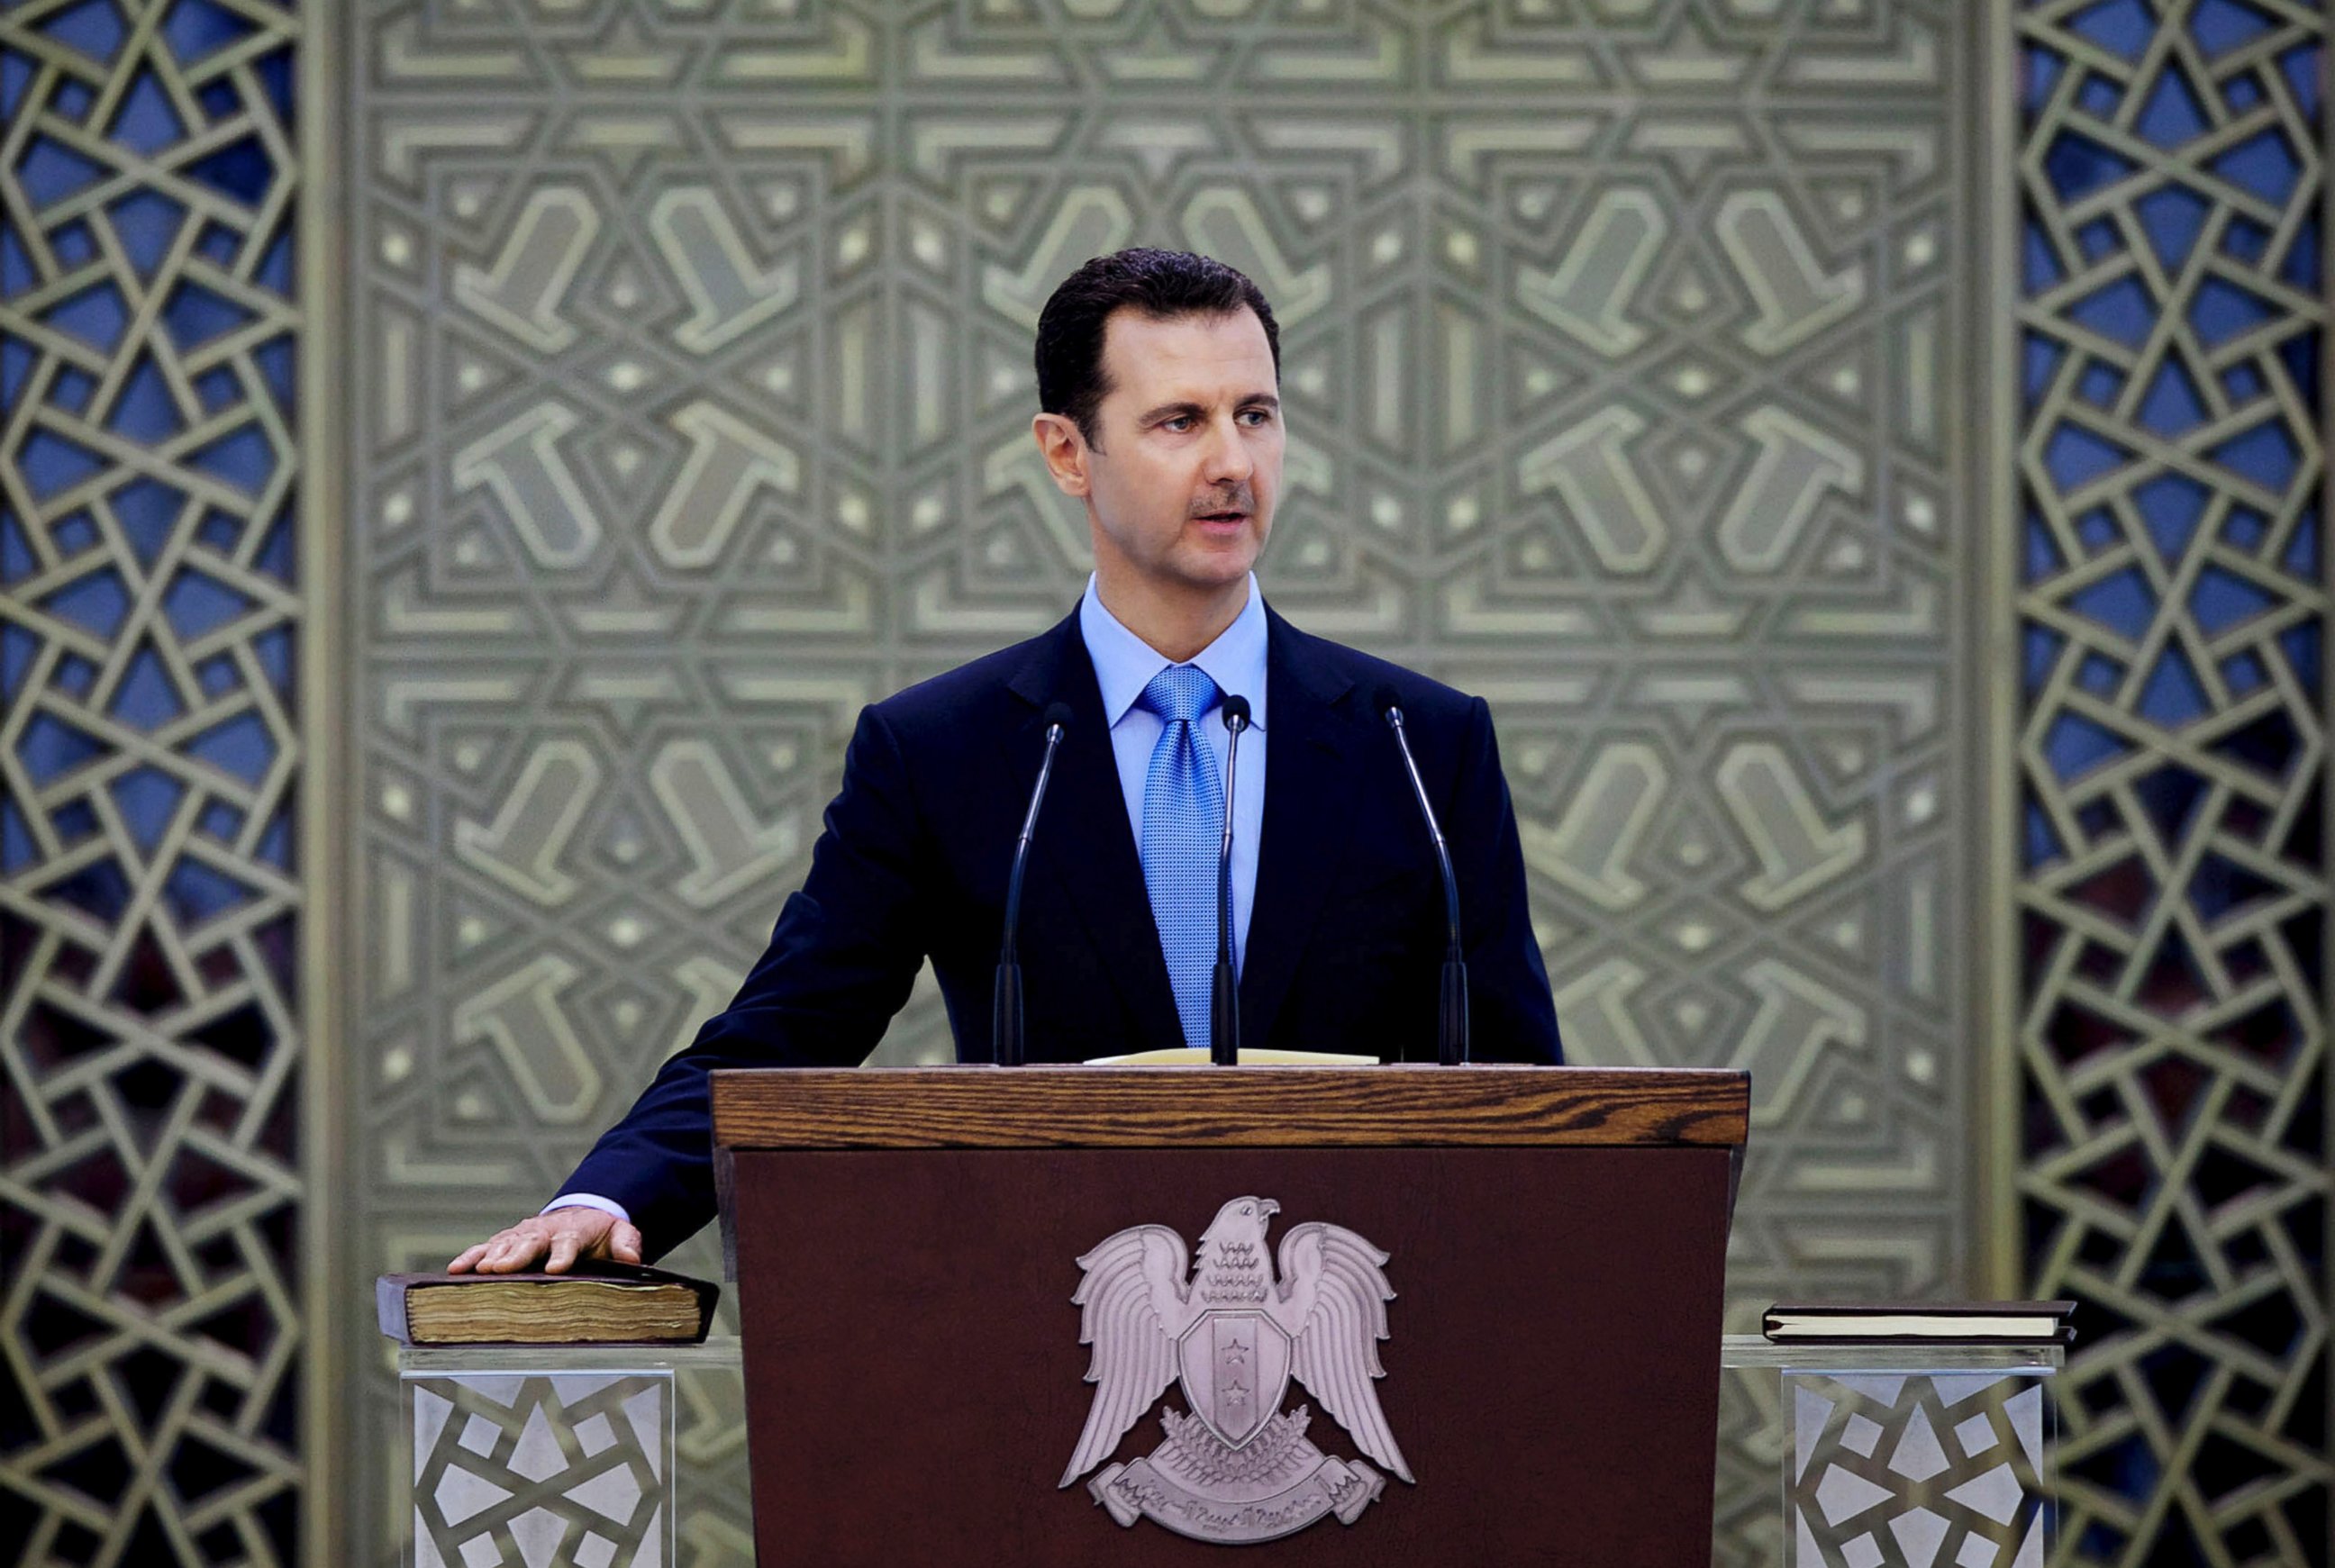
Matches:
[[1210, 694, 1252, 1065], [1374, 685, 1468, 1065], [994, 702, 1073, 1065]]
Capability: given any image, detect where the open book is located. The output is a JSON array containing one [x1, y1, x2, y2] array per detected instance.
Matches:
[[1084, 1047, 1379, 1065]]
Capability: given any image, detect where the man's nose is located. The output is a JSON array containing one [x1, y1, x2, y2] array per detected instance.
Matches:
[[1201, 414, 1254, 485]]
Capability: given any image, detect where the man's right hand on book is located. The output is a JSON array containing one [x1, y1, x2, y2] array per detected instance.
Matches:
[[448, 1208, 644, 1275]]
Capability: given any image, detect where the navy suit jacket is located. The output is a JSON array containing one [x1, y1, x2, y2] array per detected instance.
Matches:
[[564, 603, 1562, 1255]]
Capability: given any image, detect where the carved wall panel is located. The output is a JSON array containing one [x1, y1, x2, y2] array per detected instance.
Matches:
[[27, 5, 2326, 1568], [2006, 1, 2330, 1563], [1, 1, 311, 1564], [336, 3, 1980, 1563]]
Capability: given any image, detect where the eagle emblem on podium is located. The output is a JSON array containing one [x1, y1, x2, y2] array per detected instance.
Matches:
[[1061, 1196, 1412, 1544]]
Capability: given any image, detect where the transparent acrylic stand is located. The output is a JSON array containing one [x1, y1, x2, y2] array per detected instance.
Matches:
[[398, 1336, 2058, 1566], [399, 1340, 750, 1568], [1722, 1337, 2061, 1568]]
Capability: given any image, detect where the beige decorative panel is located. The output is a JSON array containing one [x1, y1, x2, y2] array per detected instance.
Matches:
[[336, 3, 1977, 1563]]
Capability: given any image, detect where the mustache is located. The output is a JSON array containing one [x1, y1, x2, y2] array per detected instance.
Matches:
[[1189, 490, 1256, 516]]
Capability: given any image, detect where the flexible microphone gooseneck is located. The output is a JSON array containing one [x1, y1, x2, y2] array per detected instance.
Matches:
[[1374, 686, 1469, 1065], [1210, 693, 1253, 1066], [994, 702, 1073, 1066]]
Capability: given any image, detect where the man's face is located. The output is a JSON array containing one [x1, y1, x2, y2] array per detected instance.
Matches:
[[1043, 306, 1283, 598]]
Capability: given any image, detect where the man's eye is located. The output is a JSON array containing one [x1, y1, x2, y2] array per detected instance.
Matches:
[[1163, 416, 1193, 431], [1240, 409, 1272, 425]]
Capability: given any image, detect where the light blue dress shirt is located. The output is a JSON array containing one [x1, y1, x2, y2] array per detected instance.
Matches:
[[1077, 572, 1268, 974], [547, 578, 1270, 1228]]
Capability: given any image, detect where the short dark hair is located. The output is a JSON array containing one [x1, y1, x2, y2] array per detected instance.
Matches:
[[1034, 248, 1280, 449]]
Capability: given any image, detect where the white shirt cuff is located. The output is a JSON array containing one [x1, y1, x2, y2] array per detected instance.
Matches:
[[541, 1193, 631, 1224]]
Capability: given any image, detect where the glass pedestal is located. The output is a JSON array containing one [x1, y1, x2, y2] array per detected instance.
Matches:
[[396, 1336, 2058, 1565], [1724, 1341, 2061, 1567], [399, 1340, 750, 1568]]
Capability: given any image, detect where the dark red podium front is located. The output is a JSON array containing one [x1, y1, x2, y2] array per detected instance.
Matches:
[[713, 1065, 1747, 1566]]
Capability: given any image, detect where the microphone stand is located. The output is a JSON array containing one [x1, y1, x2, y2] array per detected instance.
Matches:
[[1379, 696, 1469, 1065], [1210, 695, 1252, 1065], [993, 704, 1071, 1065]]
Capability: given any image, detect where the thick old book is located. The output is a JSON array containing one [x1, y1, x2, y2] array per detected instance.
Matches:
[[1763, 1300, 2076, 1345], [377, 1260, 720, 1346]]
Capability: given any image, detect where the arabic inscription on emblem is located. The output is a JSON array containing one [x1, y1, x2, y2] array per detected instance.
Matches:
[[1060, 1196, 1412, 1544]]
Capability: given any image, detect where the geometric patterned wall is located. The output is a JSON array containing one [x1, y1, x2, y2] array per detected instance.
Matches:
[[2008, 2, 2330, 1563], [335, 5, 1982, 1564], [3, 3, 2325, 1567], [2, 2, 309, 1565]]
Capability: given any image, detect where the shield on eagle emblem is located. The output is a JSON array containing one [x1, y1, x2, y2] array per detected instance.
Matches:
[[1059, 1195, 1413, 1544], [1178, 1310, 1292, 1447]]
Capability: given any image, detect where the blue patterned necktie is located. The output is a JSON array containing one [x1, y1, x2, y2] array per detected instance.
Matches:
[[1136, 665, 1225, 1051]]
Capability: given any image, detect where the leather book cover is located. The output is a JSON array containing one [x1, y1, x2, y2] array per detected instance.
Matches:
[[376, 1259, 720, 1345]]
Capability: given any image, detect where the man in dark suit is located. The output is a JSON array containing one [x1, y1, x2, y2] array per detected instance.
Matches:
[[454, 248, 1562, 1274]]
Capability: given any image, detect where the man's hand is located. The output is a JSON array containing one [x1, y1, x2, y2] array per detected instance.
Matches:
[[449, 1207, 645, 1275]]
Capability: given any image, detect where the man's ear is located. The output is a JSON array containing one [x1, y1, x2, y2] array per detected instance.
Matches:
[[1032, 412, 1092, 498]]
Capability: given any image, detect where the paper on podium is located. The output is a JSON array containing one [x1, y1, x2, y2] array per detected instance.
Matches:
[[1084, 1047, 1379, 1065]]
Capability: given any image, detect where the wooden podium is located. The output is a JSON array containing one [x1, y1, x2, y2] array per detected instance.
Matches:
[[713, 1065, 1748, 1565]]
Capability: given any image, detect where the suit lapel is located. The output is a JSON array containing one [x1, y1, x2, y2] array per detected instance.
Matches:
[[1239, 609, 1357, 1049], [1004, 614, 1186, 1057]]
